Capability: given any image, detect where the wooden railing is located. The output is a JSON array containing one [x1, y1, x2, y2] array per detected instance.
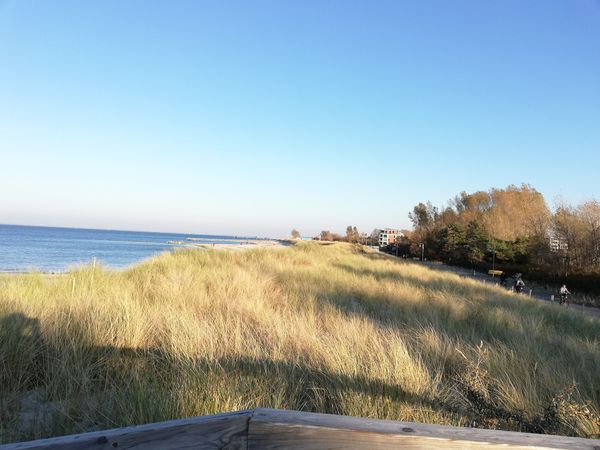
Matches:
[[2, 408, 600, 449]]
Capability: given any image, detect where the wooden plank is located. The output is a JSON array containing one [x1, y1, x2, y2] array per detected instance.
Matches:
[[1, 410, 251, 450], [4, 408, 600, 449], [248, 409, 600, 450]]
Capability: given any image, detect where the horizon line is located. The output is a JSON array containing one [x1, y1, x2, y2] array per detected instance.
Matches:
[[0, 222, 273, 239]]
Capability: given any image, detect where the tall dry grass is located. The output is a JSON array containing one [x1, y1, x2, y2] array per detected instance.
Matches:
[[1, 242, 599, 443]]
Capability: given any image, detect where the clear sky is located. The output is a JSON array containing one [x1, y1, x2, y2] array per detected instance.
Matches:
[[1, 1, 599, 237]]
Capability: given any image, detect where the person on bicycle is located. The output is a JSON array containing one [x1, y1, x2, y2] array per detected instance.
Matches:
[[515, 276, 525, 294], [559, 284, 570, 305]]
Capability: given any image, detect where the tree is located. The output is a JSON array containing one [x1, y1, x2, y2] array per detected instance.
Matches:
[[346, 226, 354, 242], [291, 229, 301, 239], [443, 222, 467, 262], [465, 220, 488, 263], [578, 200, 600, 266], [369, 229, 382, 246], [320, 230, 333, 241], [452, 191, 491, 225], [409, 202, 438, 230], [554, 205, 585, 271], [345, 225, 360, 243], [483, 184, 550, 241], [438, 207, 459, 228]]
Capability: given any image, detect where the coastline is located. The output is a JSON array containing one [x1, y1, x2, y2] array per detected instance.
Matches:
[[0, 239, 291, 274], [192, 239, 290, 251]]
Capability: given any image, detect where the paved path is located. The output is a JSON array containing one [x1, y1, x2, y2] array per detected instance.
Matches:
[[413, 260, 600, 319]]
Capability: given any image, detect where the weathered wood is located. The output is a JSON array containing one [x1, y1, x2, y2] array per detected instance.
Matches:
[[3, 408, 600, 449], [248, 409, 600, 450], [1, 410, 251, 450]]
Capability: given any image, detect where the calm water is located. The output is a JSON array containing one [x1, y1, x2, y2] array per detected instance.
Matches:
[[0, 224, 254, 272]]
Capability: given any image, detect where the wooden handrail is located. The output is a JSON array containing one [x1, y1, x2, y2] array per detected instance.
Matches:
[[2, 408, 599, 449]]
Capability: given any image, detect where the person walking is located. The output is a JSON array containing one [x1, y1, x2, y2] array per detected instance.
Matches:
[[500, 272, 508, 287], [559, 284, 571, 305]]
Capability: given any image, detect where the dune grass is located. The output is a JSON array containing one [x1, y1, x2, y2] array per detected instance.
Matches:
[[1, 241, 599, 443]]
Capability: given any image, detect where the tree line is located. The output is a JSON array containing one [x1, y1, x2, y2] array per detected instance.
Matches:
[[407, 184, 600, 292], [291, 226, 382, 244], [290, 226, 368, 243], [291, 184, 600, 292], [318, 226, 366, 243]]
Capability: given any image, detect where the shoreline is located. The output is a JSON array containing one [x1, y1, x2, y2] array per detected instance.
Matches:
[[0, 240, 291, 275], [192, 239, 289, 251]]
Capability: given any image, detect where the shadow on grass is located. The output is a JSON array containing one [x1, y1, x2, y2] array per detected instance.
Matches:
[[0, 311, 455, 442], [332, 259, 600, 340], [0, 314, 436, 405], [0, 313, 45, 391], [3, 298, 600, 443], [265, 260, 600, 405]]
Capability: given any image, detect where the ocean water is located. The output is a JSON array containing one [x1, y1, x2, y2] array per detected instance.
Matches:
[[0, 224, 253, 272]]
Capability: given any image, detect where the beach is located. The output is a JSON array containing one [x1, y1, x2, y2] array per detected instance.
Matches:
[[192, 239, 290, 251]]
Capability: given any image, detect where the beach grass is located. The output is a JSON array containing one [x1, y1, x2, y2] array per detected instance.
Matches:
[[1, 241, 599, 443]]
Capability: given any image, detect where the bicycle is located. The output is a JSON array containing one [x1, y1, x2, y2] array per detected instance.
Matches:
[[559, 293, 569, 306]]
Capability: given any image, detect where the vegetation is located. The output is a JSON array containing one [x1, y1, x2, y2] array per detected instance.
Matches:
[[407, 184, 600, 297], [1, 242, 599, 443], [319, 226, 371, 245]]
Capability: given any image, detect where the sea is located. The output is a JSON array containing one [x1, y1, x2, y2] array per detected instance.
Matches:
[[0, 224, 256, 273]]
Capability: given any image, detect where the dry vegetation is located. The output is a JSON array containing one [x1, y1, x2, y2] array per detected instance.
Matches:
[[1, 242, 599, 443]]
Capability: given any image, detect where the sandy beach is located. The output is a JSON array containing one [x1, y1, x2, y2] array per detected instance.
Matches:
[[193, 239, 290, 251]]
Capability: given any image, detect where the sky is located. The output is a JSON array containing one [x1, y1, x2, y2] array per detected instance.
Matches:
[[1, 0, 599, 237]]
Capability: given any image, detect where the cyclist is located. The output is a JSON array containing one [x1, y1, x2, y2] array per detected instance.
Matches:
[[515, 276, 525, 294], [559, 284, 571, 305]]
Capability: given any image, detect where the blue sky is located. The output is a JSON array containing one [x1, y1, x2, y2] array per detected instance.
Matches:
[[1, 1, 599, 237]]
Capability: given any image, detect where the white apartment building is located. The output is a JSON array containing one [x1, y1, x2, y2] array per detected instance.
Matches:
[[379, 228, 403, 247], [549, 236, 568, 252]]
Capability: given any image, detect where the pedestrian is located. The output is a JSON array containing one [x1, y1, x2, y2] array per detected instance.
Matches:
[[559, 284, 571, 305], [500, 272, 508, 287]]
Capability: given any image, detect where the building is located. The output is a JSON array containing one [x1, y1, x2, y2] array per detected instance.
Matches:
[[546, 229, 569, 252], [378, 229, 403, 247], [549, 236, 568, 252]]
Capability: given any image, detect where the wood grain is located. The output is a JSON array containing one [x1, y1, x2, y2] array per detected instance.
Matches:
[[3, 408, 600, 449], [248, 409, 600, 450], [1, 410, 251, 450]]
